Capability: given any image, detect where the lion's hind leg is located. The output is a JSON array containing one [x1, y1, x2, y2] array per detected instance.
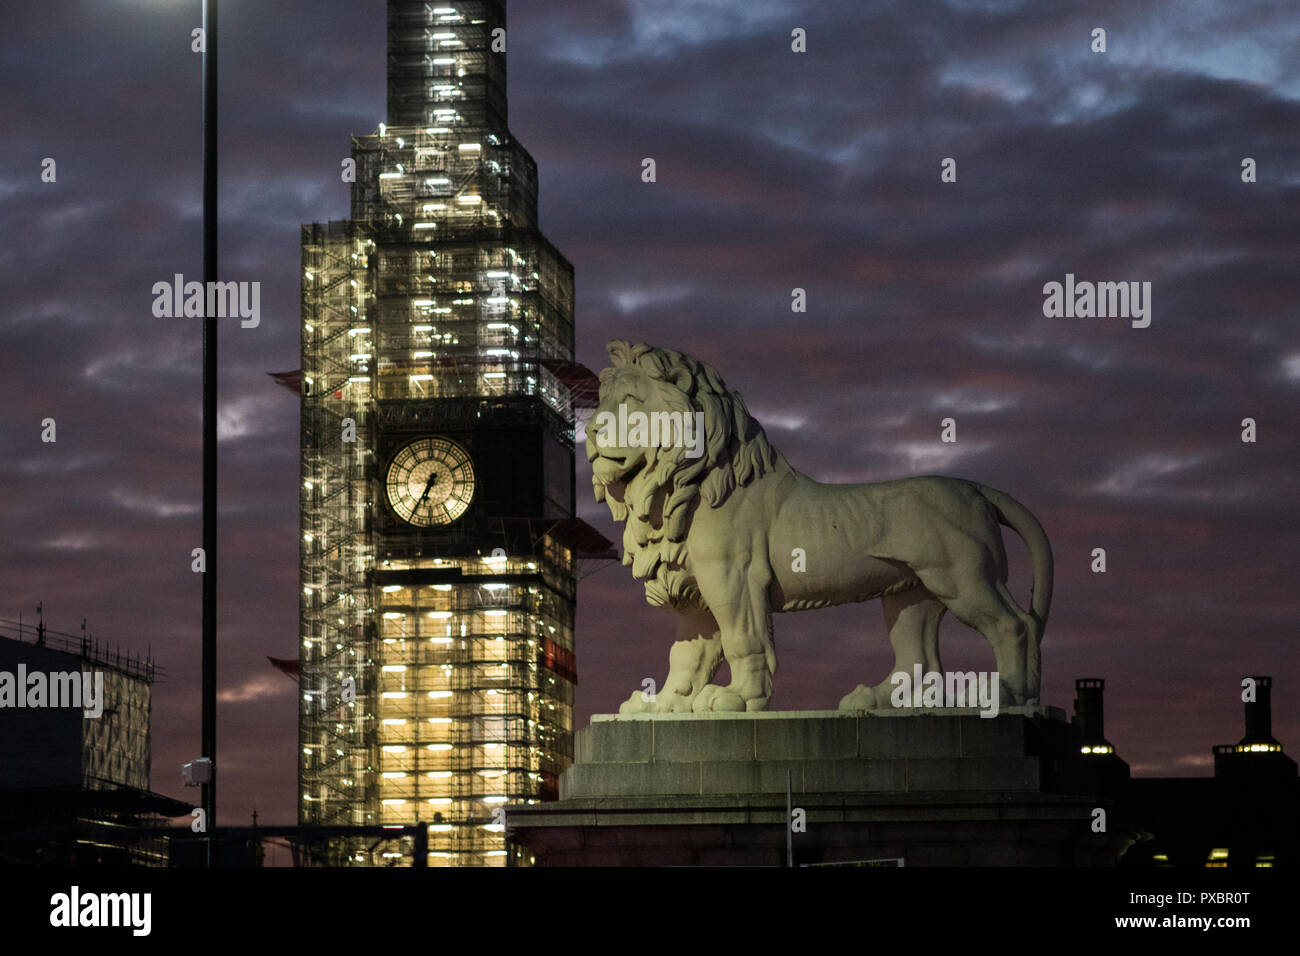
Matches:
[[839, 587, 946, 711], [923, 572, 1033, 706], [997, 580, 1041, 705]]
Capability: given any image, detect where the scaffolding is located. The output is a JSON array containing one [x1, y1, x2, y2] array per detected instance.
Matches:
[[299, 0, 586, 867], [369, 550, 575, 865], [297, 537, 577, 866], [346, 126, 573, 409], [0, 616, 159, 794], [386, 0, 508, 131], [0, 618, 179, 866], [300, 221, 376, 854]]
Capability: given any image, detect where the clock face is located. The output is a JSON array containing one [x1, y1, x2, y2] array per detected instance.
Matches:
[[385, 437, 476, 527]]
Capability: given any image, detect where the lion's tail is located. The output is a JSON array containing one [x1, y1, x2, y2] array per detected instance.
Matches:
[[973, 483, 1054, 693]]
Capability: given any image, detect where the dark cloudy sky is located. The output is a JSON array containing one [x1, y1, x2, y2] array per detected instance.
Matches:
[[2, 0, 1297, 827]]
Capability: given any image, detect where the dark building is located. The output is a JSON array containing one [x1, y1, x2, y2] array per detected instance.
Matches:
[[298, 0, 608, 865], [0, 617, 188, 866], [1119, 675, 1297, 868]]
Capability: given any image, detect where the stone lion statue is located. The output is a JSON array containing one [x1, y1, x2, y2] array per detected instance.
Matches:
[[587, 340, 1053, 714]]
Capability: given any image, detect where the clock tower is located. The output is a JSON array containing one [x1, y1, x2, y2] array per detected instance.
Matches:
[[298, 0, 604, 866]]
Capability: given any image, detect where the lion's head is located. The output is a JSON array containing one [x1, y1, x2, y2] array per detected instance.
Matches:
[[586, 340, 787, 608]]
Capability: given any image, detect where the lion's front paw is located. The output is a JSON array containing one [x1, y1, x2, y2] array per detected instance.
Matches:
[[838, 683, 882, 712], [692, 684, 747, 713], [619, 691, 655, 715], [619, 688, 694, 714]]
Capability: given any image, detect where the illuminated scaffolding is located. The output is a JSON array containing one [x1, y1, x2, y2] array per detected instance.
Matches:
[[299, 0, 597, 867], [0, 618, 182, 866]]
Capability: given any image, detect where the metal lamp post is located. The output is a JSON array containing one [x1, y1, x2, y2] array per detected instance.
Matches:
[[201, 0, 219, 866]]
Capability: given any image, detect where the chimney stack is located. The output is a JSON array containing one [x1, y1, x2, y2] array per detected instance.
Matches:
[[1242, 675, 1273, 744], [1073, 678, 1112, 752], [1214, 675, 1295, 781]]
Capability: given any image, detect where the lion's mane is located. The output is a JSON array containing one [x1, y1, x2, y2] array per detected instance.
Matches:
[[592, 341, 789, 608]]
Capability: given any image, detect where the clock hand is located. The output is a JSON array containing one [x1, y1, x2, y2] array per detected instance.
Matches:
[[416, 472, 439, 509]]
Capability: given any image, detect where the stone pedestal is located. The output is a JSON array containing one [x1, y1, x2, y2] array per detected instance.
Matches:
[[508, 709, 1126, 866]]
